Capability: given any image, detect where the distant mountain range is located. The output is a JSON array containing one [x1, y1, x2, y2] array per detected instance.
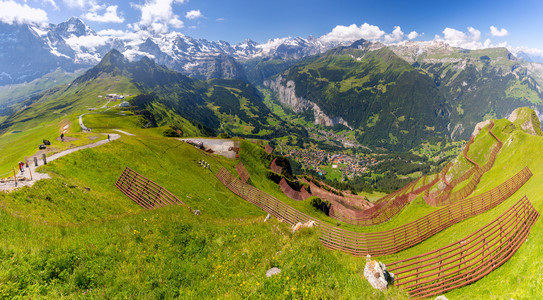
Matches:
[[0, 17, 346, 86]]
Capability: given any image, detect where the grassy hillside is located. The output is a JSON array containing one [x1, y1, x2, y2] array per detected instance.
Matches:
[[2, 107, 543, 298], [0, 128, 409, 298]]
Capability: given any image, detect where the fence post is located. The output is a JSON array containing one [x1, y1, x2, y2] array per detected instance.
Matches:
[[42, 153, 47, 165], [34, 157, 38, 167]]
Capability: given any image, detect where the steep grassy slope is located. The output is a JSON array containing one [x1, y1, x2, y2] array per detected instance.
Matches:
[[236, 108, 543, 300], [0, 130, 409, 298], [379, 113, 543, 298], [1, 108, 543, 298]]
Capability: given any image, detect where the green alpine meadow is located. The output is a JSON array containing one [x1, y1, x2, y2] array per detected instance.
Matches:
[[1, 2, 543, 299]]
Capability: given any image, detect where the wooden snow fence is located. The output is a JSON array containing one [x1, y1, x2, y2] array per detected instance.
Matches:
[[302, 178, 371, 211], [388, 195, 539, 299], [279, 178, 311, 201], [264, 144, 273, 154], [270, 157, 283, 174], [329, 191, 414, 226], [216, 166, 531, 256], [116, 167, 186, 209], [235, 161, 250, 183], [428, 121, 503, 206]]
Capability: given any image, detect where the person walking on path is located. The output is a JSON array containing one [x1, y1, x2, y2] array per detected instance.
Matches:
[[60, 133, 64, 141], [18, 161, 24, 174], [108, 134, 110, 141]]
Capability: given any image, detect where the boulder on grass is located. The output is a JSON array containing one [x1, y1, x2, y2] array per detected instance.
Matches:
[[266, 267, 281, 277], [363, 259, 394, 291]]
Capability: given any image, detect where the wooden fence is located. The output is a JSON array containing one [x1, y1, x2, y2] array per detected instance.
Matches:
[[388, 196, 539, 299], [216, 166, 531, 256], [270, 158, 283, 174], [235, 162, 250, 183], [279, 178, 312, 201], [302, 178, 372, 211], [428, 121, 503, 206], [115, 167, 186, 209], [329, 190, 415, 226]]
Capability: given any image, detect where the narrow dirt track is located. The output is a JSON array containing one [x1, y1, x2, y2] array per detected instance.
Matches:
[[0, 109, 122, 191]]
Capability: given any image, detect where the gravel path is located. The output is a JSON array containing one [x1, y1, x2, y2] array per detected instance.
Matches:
[[0, 110, 131, 191], [113, 129, 135, 136], [0, 133, 121, 192]]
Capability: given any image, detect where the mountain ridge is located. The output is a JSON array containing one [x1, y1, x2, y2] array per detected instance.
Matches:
[[0, 17, 348, 85]]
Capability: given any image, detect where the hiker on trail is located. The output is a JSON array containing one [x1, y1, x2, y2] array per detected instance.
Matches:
[[107, 134, 110, 141], [18, 161, 24, 174], [60, 133, 64, 141]]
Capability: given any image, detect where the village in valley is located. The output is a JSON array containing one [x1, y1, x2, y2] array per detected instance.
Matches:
[[284, 146, 381, 179]]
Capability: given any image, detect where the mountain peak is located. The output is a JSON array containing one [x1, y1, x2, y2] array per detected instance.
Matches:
[[53, 16, 95, 39], [71, 49, 128, 84], [100, 49, 128, 66]]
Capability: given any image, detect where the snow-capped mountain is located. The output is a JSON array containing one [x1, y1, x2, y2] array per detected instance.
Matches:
[[0, 17, 345, 86]]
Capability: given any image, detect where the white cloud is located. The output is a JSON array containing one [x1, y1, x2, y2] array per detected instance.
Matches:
[[41, 0, 58, 10], [320, 23, 385, 43], [97, 29, 127, 37], [467, 27, 481, 41], [433, 26, 510, 50], [131, 0, 185, 33], [509, 46, 543, 59], [0, 0, 48, 25], [65, 34, 109, 49], [62, 0, 90, 9], [436, 27, 484, 49], [490, 26, 509, 37], [216, 17, 225, 22], [185, 9, 203, 20], [98, 29, 151, 46], [384, 26, 404, 44], [84, 5, 124, 23], [407, 31, 419, 40]]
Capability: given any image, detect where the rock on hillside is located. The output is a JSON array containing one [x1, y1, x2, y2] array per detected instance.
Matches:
[[508, 107, 543, 136]]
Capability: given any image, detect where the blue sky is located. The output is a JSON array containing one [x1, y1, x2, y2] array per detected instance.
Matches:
[[2, 0, 543, 54]]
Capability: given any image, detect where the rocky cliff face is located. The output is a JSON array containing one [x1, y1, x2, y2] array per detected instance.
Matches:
[[265, 76, 351, 128], [185, 54, 247, 81]]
